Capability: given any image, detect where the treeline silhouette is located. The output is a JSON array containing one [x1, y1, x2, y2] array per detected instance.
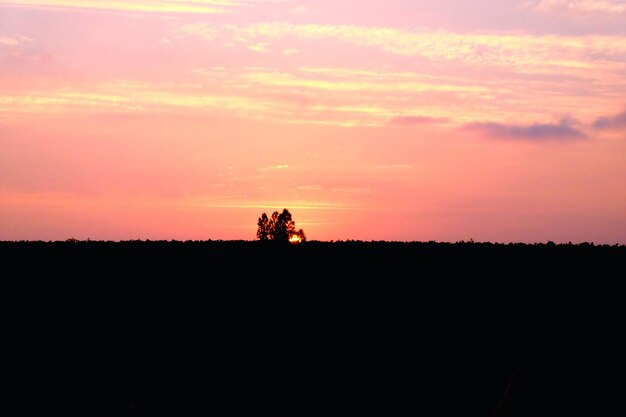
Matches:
[[2, 240, 623, 415], [2, 239, 622, 278]]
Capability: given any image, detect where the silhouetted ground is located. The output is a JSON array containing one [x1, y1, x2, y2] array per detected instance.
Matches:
[[2, 240, 624, 415]]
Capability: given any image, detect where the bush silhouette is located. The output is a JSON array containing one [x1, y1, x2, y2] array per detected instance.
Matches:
[[257, 209, 306, 243]]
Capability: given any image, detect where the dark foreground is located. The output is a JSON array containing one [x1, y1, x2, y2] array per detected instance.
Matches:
[[2, 241, 624, 415]]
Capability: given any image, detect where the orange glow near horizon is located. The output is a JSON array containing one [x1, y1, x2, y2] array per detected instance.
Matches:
[[1, 1, 625, 243]]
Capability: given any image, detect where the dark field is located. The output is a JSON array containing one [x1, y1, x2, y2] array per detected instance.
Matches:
[[2, 241, 624, 415]]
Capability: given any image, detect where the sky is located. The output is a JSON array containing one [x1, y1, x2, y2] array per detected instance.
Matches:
[[1, 0, 625, 243]]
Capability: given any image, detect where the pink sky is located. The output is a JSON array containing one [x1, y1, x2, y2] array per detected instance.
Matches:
[[1, 0, 625, 243]]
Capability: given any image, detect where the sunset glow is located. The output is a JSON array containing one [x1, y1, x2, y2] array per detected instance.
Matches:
[[289, 235, 302, 244], [1, 1, 625, 243]]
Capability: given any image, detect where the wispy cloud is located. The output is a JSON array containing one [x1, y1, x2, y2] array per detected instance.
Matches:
[[164, 22, 626, 127], [242, 70, 488, 93], [0, 35, 33, 45], [537, 0, 626, 14], [247, 41, 272, 53], [333, 187, 376, 195], [180, 21, 626, 69], [0, 0, 244, 14], [2, 15, 624, 130], [261, 164, 289, 171], [296, 185, 322, 191], [592, 108, 626, 130], [464, 117, 586, 139], [0, 82, 274, 115], [0, 72, 608, 130]]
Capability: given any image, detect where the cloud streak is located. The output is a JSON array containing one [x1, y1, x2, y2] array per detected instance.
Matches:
[[464, 118, 586, 139], [0, 0, 244, 14], [0, 35, 33, 45], [0, 64, 492, 127], [0, 82, 274, 115], [261, 164, 289, 171], [537, 0, 626, 14], [180, 21, 626, 69], [243, 70, 488, 93]]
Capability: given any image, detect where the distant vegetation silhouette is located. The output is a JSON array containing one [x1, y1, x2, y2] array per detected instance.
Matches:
[[3, 238, 622, 416], [256, 209, 306, 243]]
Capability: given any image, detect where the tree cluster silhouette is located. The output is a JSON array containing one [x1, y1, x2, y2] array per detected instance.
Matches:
[[257, 209, 306, 243]]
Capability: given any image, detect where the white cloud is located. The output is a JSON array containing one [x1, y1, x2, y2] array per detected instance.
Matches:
[[0, 35, 33, 46]]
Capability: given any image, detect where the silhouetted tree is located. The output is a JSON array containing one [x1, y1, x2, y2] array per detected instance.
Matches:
[[257, 213, 272, 241], [292, 228, 306, 242], [256, 209, 306, 243]]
